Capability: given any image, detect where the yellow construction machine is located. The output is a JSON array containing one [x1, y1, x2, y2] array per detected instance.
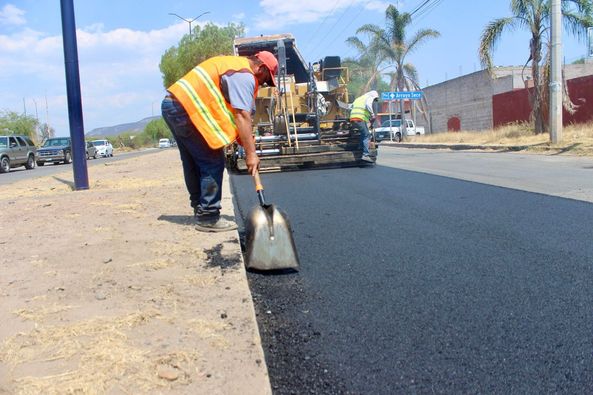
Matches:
[[227, 34, 377, 172]]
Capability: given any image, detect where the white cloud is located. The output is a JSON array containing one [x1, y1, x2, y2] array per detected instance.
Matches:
[[0, 4, 26, 26], [0, 22, 190, 134], [254, 0, 378, 30], [232, 12, 245, 21], [364, 1, 390, 12]]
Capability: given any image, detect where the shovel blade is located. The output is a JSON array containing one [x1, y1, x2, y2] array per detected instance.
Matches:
[[245, 204, 299, 271]]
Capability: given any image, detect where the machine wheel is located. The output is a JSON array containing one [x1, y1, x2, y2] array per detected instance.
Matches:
[[0, 156, 10, 173], [25, 154, 35, 169], [394, 132, 402, 143], [37, 161, 45, 166], [64, 151, 72, 164]]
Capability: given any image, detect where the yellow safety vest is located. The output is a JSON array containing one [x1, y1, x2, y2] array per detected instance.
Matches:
[[349, 95, 371, 122], [167, 56, 259, 149]]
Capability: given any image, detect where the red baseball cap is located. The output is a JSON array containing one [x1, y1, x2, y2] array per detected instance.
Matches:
[[255, 51, 278, 87]]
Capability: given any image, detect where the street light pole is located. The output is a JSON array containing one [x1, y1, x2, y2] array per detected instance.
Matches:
[[168, 11, 210, 38], [550, 0, 562, 144]]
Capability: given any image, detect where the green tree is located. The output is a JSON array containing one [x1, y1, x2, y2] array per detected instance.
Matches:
[[38, 122, 55, 142], [144, 118, 171, 145], [0, 110, 39, 140], [159, 23, 245, 88], [355, 5, 439, 127], [479, 0, 593, 134]]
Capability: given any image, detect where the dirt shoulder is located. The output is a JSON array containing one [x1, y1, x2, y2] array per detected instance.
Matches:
[[0, 150, 271, 394]]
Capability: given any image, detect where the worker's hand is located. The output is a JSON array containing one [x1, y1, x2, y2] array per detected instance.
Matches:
[[245, 152, 260, 176]]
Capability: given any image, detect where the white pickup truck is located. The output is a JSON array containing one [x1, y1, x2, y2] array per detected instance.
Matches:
[[373, 119, 425, 142]]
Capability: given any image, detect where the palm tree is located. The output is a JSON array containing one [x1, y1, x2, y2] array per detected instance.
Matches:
[[479, 0, 592, 134], [344, 35, 385, 95], [355, 5, 440, 132]]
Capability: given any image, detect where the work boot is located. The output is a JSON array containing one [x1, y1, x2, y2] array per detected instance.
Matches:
[[361, 155, 375, 163], [195, 217, 238, 233]]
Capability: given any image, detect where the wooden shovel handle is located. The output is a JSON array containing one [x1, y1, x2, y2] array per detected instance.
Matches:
[[253, 171, 264, 192], [253, 171, 267, 206]]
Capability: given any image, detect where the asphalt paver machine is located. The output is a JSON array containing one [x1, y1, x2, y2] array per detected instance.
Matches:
[[227, 34, 377, 172]]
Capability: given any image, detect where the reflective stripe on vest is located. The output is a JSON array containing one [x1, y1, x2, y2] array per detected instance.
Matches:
[[167, 56, 258, 149], [349, 95, 371, 122]]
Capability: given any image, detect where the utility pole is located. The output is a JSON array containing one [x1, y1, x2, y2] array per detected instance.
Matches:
[[550, 0, 562, 144], [45, 93, 50, 137], [588, 27, 593, 57], [32, 99, 39, 122]]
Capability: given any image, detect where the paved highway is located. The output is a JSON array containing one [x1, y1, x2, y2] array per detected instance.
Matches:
[[232, 147, 593, 394], [0, 148, 161, 186]]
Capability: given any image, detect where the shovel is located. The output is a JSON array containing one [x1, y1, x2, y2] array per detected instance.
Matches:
[[245, 172, 299, 271]]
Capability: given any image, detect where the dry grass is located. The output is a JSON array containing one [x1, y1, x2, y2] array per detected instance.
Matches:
[[406, 121, 593, 154], [13, 304, 75, 322], [0, 310, 201, 394]]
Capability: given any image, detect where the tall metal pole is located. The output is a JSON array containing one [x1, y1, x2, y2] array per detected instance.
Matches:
[[169, 11, 210, 38], [588, 27, 593, 58], [550, 0, 563, 144], [60, 0, 89, 190]]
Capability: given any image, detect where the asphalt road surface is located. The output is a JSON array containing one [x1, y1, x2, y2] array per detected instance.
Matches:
[[0, 148, 160, 186], [231, 147, 593, 394]]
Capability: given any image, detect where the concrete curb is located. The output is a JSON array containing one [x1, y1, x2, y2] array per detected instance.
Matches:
[[378, 141, 593, 155], [379, 141, 534, 151]]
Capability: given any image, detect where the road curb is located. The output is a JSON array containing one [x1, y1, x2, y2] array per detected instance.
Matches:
[[379, 141, 534, 151], [378, 141, 593, 155]]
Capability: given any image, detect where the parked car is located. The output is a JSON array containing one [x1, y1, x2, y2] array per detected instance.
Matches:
[[158, 138, 172, 148], [36, 137, 74, 166], [91, 139, 113, 157], [0, 135, 37, 173], [86, 141, 98, 159], [374, 119, 425, 143]]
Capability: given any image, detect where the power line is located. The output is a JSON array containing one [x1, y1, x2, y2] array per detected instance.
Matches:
[[302, 0, 342, 52], [411, 0, 444, 23], [307, 0, 358, 59], [310, 0, 378, 60], [316, 8, 366, 59], [416, 0, 444, 19], [409, 0, 432, 16]]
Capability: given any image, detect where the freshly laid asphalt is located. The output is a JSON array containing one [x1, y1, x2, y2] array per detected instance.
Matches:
[[231, 149, 593, 394]]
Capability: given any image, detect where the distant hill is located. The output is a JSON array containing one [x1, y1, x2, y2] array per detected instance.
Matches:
[[86, 116, 161, 137]]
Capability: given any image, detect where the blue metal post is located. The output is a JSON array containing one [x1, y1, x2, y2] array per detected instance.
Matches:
[[60, 0, 89, 190]]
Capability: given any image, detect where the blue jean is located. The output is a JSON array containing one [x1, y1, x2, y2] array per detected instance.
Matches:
[[352, 120, 370, 156], [161, 96, 225, 221]]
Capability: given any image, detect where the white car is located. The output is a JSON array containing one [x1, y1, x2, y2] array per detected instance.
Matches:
[[91, 139, 114, 157], [374, 119, 425, 143], [159, 138, 172, 148]]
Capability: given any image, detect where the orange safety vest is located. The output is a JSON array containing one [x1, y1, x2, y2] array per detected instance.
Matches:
[[167, 56, 259, 149]]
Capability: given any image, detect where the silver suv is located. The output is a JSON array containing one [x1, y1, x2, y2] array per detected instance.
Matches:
[[0, 135, 37, 173]]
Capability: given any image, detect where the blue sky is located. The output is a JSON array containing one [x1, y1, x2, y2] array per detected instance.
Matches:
[[1, 0, 591, 136]]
